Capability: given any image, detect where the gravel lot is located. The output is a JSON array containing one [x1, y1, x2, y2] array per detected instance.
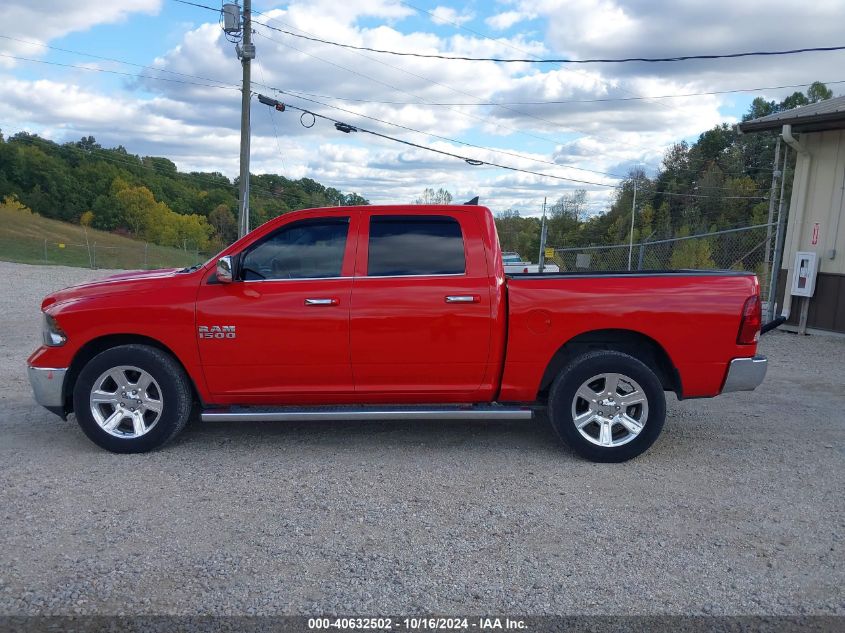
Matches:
[[0, 260, 843, 616]]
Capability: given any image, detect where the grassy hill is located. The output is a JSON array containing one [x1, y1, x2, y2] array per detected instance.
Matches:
[[0, 204, 209, 270]]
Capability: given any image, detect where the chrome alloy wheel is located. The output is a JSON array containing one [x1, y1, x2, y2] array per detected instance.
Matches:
[[89, 365, 163, 438], [570, 372, 649, 448]]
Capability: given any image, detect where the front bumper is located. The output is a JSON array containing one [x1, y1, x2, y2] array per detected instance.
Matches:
[[27, 365, 68, 409], [721, 355, 768, 393]]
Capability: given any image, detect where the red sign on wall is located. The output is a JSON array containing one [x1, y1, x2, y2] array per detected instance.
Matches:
[[811, 222, 820, 245]]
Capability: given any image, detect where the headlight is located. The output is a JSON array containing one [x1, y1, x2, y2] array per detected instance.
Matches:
[[42, 313, 67, 347]]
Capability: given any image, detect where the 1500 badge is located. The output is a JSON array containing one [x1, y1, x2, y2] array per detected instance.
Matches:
[[198, 325, 236, 339]]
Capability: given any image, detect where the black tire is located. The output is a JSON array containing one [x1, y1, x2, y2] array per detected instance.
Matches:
[[72, 344, 192, 453], [547, 350, 666, 462]]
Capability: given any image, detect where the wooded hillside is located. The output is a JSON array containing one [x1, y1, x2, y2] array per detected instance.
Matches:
[[0, 133, 368, 252]]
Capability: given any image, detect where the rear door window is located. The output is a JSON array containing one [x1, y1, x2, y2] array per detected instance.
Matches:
[[367, 215, 465, 277]]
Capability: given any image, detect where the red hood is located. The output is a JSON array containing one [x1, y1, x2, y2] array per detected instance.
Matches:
[[41, 267, 187, 310]]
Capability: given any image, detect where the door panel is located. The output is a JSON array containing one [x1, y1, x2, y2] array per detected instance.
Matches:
[[196, 278, 353, 398], [350, 211, 493, 398], [195, 213, 358, 401]]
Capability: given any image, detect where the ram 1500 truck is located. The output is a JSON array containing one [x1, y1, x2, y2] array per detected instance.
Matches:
[[27, 205, 767, 462]]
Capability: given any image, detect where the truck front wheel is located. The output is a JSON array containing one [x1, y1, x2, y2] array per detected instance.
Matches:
[[72, 344, 192, 453], [547, 350, 666, 462]]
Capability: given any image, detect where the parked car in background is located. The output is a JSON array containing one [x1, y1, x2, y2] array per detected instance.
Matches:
[[502, 251, 560, 274]]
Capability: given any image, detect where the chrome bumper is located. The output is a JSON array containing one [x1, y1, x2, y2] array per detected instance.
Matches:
[[722, 355, 768, 393], [27, 365, 68, 408]]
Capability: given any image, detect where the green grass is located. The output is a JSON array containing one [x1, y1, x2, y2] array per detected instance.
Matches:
[[0, 207, 210, 270]]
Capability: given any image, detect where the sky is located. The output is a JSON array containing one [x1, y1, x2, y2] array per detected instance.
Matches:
[[1, 0, 844, 216]]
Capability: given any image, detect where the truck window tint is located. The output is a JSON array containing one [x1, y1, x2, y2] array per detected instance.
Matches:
[[368, 216, 465, 276], [242, 218, 349, 280]]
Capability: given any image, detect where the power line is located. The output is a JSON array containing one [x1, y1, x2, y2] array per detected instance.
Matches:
[[172, 0, 218, 10], [0, 34, 240, 88], [250, 27, 642, 159], [256, 94, 617, 188], [274, 89, 623, 182], [256, 94, 767, 200], [255, 60, 289, 179], [248, 21, 845, 65], [640, 188, 766, 200], [0, 51, 240, 91], [396, 0, 680, 117], [277, 79, 845, 107], [274, 81, 774, 182]]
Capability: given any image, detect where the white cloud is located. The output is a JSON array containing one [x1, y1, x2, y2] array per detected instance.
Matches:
[[430, 6, 475, 26], [485, 11, 533, 31], [516, 0, 845, 83], [0, 0, 161, 66]]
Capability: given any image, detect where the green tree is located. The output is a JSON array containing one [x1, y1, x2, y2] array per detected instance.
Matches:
[[495, 210, 541, 261], [415, 187, 453, 205], [807, 81, 833, 103], [208, 204, 238, 245], [111, 180, 159, 237], [669, 227, 716, 269]]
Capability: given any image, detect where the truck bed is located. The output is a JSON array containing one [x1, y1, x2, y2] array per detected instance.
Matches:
[[499, 270, 760, 402], [507, 269, 755, 279]]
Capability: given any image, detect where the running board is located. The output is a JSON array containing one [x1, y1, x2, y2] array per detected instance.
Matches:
[[201, 404, 534, 423]]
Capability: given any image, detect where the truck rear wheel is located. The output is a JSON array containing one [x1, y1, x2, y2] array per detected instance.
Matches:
[[72, 344, 192, 453], [547, 350, 666, 462]]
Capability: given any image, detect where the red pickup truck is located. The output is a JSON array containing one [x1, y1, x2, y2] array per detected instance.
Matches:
[[28, 204, 767, 462]]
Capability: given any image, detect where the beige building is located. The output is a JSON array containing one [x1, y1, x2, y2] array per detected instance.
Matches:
[[740, 96, 845, 334]]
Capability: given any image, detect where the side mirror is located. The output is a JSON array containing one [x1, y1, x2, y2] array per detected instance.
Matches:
[[216, 255, 234, 283]]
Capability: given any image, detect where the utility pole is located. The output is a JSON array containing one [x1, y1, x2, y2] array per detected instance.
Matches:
[[224, 0, 255, 238], [768, 145, 790, 322], [538, 197, 548, 273], [627, 177, 638, 270], [238, 0, 254, 237], [763, 137, 782, 320]]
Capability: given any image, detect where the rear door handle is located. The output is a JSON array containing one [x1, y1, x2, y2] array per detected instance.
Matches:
[[305, 298, 339, 306], [445, 295, 480, 304]]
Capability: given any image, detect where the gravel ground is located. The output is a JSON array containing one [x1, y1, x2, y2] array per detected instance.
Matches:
[[0, 260, 843, 616]]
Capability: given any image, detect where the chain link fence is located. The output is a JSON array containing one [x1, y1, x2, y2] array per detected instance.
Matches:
[[0, 235, 209, 271], [552, 223, 778, 302]]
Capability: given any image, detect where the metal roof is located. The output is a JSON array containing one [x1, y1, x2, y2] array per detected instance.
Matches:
[[738, 95, 845, 134]]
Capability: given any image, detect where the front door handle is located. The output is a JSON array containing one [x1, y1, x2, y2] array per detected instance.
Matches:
[[445, 295, 480, 304], [305, 298, 339, 306]]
